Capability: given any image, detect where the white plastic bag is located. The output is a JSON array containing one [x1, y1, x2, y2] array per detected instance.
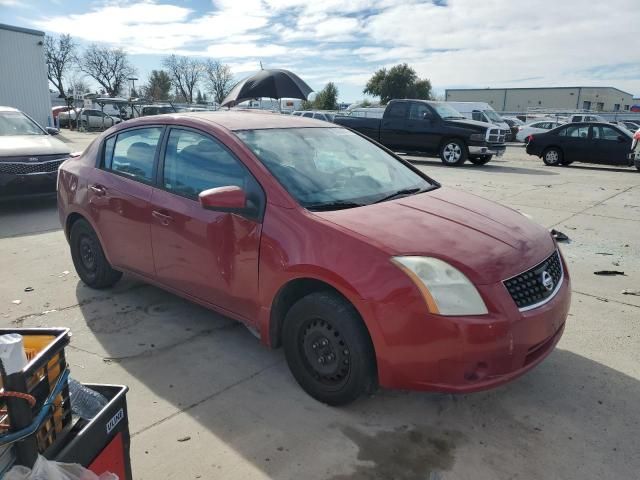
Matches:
[[4, 455, 118, 480]]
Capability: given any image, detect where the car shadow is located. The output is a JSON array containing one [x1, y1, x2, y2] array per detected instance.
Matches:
[[406, 157, 559, 176], [0, 194, 60, 238], [564, 164, 638, 174], [74, 280, 640, 479]]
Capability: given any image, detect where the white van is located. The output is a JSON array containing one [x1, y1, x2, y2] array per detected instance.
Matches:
[[446, 102, 511, 135]]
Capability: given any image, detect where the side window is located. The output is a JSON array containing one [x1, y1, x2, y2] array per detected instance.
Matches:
[[103, 136, 116, 168], [409, 103, 430, 120], [598, 126, 622, 141], [313, 113, 325, 121], [565, 125, 589, 138], [162, 129, 255, 199], [109, 127, 163, 182], [302, 112, 313, 118], [471, 111, 483, 122], [387, 102, 407, 119]]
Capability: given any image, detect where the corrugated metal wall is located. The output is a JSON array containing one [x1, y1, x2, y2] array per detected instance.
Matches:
[[0, 26, 52, 127]]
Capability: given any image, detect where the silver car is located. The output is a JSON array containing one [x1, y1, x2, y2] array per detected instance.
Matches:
[[0, 106, 70, 197]]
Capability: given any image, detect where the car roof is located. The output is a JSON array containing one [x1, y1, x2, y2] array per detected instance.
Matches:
[[129, 110, 333, 131], [0, 106, 20, 112]]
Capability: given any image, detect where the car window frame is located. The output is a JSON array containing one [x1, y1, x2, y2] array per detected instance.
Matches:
[[156, 125, 267, 222], [98, 125, 167, 186]]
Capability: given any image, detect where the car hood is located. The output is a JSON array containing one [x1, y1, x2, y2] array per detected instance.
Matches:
[[442, 117, 494, 132], [0, 135, 71, 157], [314, 187, 555, 285]]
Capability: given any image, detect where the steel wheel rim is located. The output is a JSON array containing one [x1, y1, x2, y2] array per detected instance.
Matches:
[[300, 318, 351, 388], [79, 235, 97, 272], [546, 150, 559, 163], [444, 143, 462, 163]]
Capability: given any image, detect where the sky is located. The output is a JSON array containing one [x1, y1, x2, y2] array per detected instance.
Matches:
[[2, 0, 640, 102]]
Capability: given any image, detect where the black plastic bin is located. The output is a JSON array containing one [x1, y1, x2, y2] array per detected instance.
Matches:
[[50, 384, 132, 480]]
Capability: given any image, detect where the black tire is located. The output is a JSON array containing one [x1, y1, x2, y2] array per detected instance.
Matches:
[[440, 139, 467, 166], [69, 219, 122, 289], [282, 291, 377, 406], [560, 159, 574, 166], [542, 147, 562, 166], [469, 155, 492, 165]]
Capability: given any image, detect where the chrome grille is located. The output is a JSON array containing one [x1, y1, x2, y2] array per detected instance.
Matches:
[[503, 251, 563, 311], [487, 128, 507, 143], [0, 155, 68, 175]]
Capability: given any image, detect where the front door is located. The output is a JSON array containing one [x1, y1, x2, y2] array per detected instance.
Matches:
[[149, 127, 264, 321], [87, 126, 164, 276], [405, 102, 439, 153], [591, 125, 632, 165]]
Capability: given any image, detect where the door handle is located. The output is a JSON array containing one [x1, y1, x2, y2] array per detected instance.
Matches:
[[89, 184, 106, 196], [152, 210, 173, 225]]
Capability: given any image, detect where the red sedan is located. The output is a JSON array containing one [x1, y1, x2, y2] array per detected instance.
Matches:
[[57, 112, 570, 405]]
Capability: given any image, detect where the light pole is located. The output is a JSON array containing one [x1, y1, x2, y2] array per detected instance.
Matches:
[[128, 77, 138, 98]]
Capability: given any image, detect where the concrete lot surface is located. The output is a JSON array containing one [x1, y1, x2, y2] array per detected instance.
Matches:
[[1, 132, 639, 479]]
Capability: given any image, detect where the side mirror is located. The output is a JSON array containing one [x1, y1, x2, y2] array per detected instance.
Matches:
[[199, 186, 247, 211], [46, 127, 60, 135]]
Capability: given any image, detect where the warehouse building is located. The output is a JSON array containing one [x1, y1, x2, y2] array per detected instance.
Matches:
[[0, 23, 52, 127], [445, 86, 634, 113]]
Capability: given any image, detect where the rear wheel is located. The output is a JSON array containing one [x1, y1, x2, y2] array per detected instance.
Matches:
[[282, 291, 376, 406], [70, 219, 122, 289], [469, 155, 492, 165], [440, 139, 467, 166], [543, 147, 562, 166]]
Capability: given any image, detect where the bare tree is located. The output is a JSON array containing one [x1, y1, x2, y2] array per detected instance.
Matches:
[[79, 44, 136, 97], [204, 59, 234, 105], [163, 55, 203, 104], [44, 34, 77, 97]]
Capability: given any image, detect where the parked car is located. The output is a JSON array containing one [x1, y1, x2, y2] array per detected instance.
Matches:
[[57, 111, 570, 405], [612, 120, 640, 132], [503, 117, 524, 141], [0, 106, 70, 198], [334, 100, 507, 165], [290, 111, 336, 122], [58, 109, 121, 129], [526, 122, 634, 167], [569, 114, 607, 123], [515, 121, 565, 142], [51, 105, 74, 120], [445, 102, 511, 138]]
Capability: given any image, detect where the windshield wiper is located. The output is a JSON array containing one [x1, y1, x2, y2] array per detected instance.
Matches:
[[374, 187, 429, 204], [306, 201, 364, 211]]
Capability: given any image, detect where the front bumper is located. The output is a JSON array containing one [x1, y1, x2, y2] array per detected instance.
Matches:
[[469, 144, 506, 157], [372, 255, 571, 393], [0, 171, 58, 197]]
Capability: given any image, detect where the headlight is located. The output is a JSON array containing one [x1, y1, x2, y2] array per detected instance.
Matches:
[[392, 256, 488, 316], [469, 133, 485, 142]]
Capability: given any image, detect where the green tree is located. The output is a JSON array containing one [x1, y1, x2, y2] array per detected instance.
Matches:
[[363, 63, 432, 103], [143, 70, 172, 101], [313, 82, 339, 110]]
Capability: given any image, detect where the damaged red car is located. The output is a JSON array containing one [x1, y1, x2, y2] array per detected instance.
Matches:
[[57, 112, 570, 405]]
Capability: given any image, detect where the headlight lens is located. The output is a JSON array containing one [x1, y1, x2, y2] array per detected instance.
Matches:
[[392, 256, 488, 316], [469, 133, 485, 142]]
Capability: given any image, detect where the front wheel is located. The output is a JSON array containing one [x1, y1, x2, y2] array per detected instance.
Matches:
[[282, 291, 377, 406], [70, 219, 122, 289], [543, 147, 562, 166], [469, 155, 492, 165], [440, 139, 467, 166]]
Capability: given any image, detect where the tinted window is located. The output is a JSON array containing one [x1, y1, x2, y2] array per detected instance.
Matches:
[[594, 126, 622, 141], [471, 111, 483, 122], [387, 102, 407, 119], [559, 125, 589, 138], [409, 103, 430, 120], [107, 127, 163, 182], [313, 113, 326, 121], [302, 112, 313, 118], [162, 129, 254, 199]]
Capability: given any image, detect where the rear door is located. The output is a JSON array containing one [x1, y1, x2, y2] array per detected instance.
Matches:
[[555, 124, 592, 163], [380, 101, 409, 150], [405, 102, 440, 153], [591, 125, 632, 165], [88, 126, 164, 276], [149, 127, 264, 321]]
